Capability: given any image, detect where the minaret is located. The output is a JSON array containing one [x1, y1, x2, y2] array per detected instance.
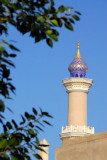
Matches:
[[38, 139, 50, 160], [60, 41, 94, 140]]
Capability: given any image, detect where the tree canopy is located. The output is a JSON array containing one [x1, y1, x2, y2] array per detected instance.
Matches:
[[0, 0, 81, 47], [0, 0, 81, 159]]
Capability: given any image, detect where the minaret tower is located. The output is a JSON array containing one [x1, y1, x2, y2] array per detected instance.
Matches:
[[60, 41, 94, 140]]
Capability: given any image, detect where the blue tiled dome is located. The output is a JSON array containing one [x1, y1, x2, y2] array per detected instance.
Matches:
[[68, 41, 88, 78]]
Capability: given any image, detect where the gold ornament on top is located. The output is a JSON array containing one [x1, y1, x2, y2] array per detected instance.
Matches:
[[75, 41, 81, 58], [77, 41, 80, 49]]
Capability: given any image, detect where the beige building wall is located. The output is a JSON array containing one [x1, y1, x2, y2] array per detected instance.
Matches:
[[55, 132, 107, 160], [68, 91, 87, 126]]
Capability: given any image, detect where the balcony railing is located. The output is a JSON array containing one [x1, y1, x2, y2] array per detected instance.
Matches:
[[62, 125, 94, 134]]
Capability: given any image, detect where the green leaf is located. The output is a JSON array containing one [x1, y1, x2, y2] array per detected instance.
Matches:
[[0, 46, 4, 51], [0, 118, 3, 124], [29, 122, 34, 128], [3, 125, 7, 132], [33, 154, 42, 159], [41, 112, 53, 118], [8, 137, 18, 146], [25, 112, 35, 121], [58, 5, 66, 13], [48, 34, 58, 41], [65, 22, 73, 31], [33, 108, 38, 116], [9, 54, 16, 57], [11, 155, 19, 160], [25, 137, 30, 142], [46, 38, 53, 47], [72, 14, 80, 21], [37, 15, 45, 23], [62, 17, 67, 23], [9, 44, 20, 51], [29, 114, 35, 120], [29, 129, 34, 135], [6, 121, 13, 130], [11, 154, 24, 160], [8, 83, 15, 92], [51, 0, 54, 7], [12, 119, 18, 129], [0, 114, 5, 119], [0, 50, 8, 57], [1, 153, 9, 159], [13, 133, 23, 145], [3, 69, 10, 78], [45, 30, 53, 35], [43, 120, 52, 126], [25, 112, 30, 119], [11, 153, 25, 160], [1, 40, 9, 46], [0, 139, 7, 149], [50, 19, 59, 26], [35, 125, 43, 131], [28, 129, 36, 137], [57, 19, 62, 27], [67, 7, 73, 10], [69, 18, 75, 24], [75, 11, 81, 15], [0, 100, 5, 112], [1, 40, 20, 51], [35, 146, 46, 153], [36, 137, 39, 145], [20, 114, 26, 125], [0, 57, 15, 67]]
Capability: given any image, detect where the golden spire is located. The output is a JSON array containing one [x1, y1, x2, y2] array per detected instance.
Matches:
[[75, 41, 81, 58]]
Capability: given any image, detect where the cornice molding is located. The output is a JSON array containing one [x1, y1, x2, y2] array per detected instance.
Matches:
[[62, 78, 93, 93]]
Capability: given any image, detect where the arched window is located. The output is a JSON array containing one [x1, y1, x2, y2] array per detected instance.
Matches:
[[75, 74, 78, 77], [80, 74, 82, 78]]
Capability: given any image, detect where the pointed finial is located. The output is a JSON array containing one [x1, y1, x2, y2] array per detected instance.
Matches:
[[75, 41, 81, 58], [77, 41, 80, 49]]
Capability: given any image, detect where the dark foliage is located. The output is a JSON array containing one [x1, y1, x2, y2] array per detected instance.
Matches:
[[0, 0, 81, 159]]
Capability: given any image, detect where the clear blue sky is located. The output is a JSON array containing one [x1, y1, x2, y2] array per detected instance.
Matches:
[[4, 0, 107, 159]]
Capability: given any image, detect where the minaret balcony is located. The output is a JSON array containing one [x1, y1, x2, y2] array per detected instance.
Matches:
[[60, 125, 94, 139]]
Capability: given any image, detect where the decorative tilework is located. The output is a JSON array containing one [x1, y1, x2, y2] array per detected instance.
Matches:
[[68, 57, 88, 73]]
